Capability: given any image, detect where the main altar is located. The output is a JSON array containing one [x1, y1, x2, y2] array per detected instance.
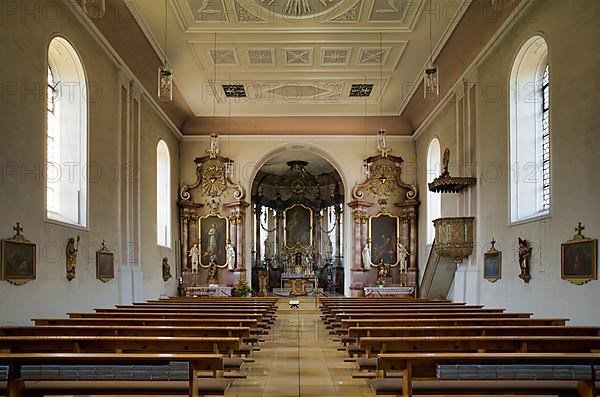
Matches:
[[251, 160, 345, 296]]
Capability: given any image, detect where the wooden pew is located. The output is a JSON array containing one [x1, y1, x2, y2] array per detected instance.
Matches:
[[67, 312, 264, 321], [334, 312, 531, 321], [0, 325, 251, 339], [34, 318, 259, 328], [96, 308, 274, 323], [359, 335, 600, 357], [339, 318, 567, 330], [0, 352, 226, 397], [0, 336, 240, 356], [372, 352, 600, 396], [348, 325, 600, 339]]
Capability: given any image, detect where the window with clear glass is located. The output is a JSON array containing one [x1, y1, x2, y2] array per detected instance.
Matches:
[[426, 138, 441, 244], [46, 37, 88, 227], [509, 35, 550, 223], [156, 140, 171, 247]]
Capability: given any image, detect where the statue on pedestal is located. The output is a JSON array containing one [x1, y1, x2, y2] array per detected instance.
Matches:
[[362, 243, 373, 270], [189, 244, 200, 273], [226, 241, 236, 271], [397, 242, 409, 273]]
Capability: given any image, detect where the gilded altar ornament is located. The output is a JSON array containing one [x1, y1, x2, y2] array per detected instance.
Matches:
[[428, 148, 477, 193], [162, 257, 172, 282], [517, 237, 531, 283], [375, 259, 389, 286], [206, 256, 219, 284], [65, 236, 80, 281]]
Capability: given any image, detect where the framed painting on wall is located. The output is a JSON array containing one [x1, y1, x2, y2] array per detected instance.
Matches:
[[369, 210, 400, 266], [200, 214, 228, 266], [1, 223, 36, 285], [284, 204, 313, 249], [483, 239, 501, 283], [96, 241, 114, 283], [561, 223, 597, 285]]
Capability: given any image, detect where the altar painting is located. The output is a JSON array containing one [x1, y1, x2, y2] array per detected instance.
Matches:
[[199, 215, 228, 266], [369, 212, 399, 266], [284, 204, 313, 248]]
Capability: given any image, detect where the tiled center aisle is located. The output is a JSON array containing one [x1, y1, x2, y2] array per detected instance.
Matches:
[[227, 297, 374, 397]]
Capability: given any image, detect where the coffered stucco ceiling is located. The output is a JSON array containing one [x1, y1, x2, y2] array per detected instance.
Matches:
[[127, 0, 467, 118]]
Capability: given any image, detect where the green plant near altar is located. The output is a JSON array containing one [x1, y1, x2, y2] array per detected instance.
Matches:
[[234, 279, 252, 297]]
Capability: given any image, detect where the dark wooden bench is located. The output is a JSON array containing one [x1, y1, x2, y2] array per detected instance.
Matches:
[[0, 325, 251, 339], [371, 352, 600, 396], [0, 352, 227, 397], [34, 317, 259, 328], [339, 317, 568, 331]]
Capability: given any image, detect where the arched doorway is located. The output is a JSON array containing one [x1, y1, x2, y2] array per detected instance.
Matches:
[[250, 151, 345, 295]]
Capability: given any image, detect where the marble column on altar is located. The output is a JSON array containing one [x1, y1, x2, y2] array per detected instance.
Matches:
[[396, 201, 419, 288], [225, 200, 249, 281], [347, 200, 373, 297]]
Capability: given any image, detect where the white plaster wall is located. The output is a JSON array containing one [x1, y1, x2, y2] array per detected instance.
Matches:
[[415, 0, 600, 324], [0, 0, 180, 324], [140, 97, 180, 299], [179, 136, 417, 295]]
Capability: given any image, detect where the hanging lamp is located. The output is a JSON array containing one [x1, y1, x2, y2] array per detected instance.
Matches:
[[424, 0, 439, 99], [158, 0, 173, 102]]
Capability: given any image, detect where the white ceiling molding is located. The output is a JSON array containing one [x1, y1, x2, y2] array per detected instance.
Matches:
[[181, 134, 414, 141]]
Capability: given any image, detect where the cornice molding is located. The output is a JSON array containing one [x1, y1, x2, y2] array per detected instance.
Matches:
[[181, 134, 414, 142], [63, 0, 183, 139], [412, 0, 536, 141]]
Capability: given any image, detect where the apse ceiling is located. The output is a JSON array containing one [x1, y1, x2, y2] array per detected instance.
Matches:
[[128, 0, 467, 117]]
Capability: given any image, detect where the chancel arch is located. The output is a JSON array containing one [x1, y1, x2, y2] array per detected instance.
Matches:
[[250, 149, 346, 295]]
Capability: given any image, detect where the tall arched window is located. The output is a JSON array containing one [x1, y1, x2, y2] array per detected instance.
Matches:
[[47, 37, 88, 227], [156, 140, 171, 247], [509, 35, 550, 223], [426, 138, 441, 244]]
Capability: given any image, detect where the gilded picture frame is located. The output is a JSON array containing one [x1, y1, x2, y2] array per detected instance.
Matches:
[[284, 204, 313, 249], [561, 238, 597, 285], [483, 243, 501, 283], [199, 213, 229, 267], [1, 237, 36, 285], [96, 242, 114, 283], [368, 210, 400, 267]]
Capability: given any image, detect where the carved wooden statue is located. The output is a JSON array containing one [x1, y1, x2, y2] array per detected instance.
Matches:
[[207, 257, 218, 284], [66, 236, 80, 281], [376, 259, 389, 285], [518, 237, 531, 283], [162, 257, 172, 282]]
